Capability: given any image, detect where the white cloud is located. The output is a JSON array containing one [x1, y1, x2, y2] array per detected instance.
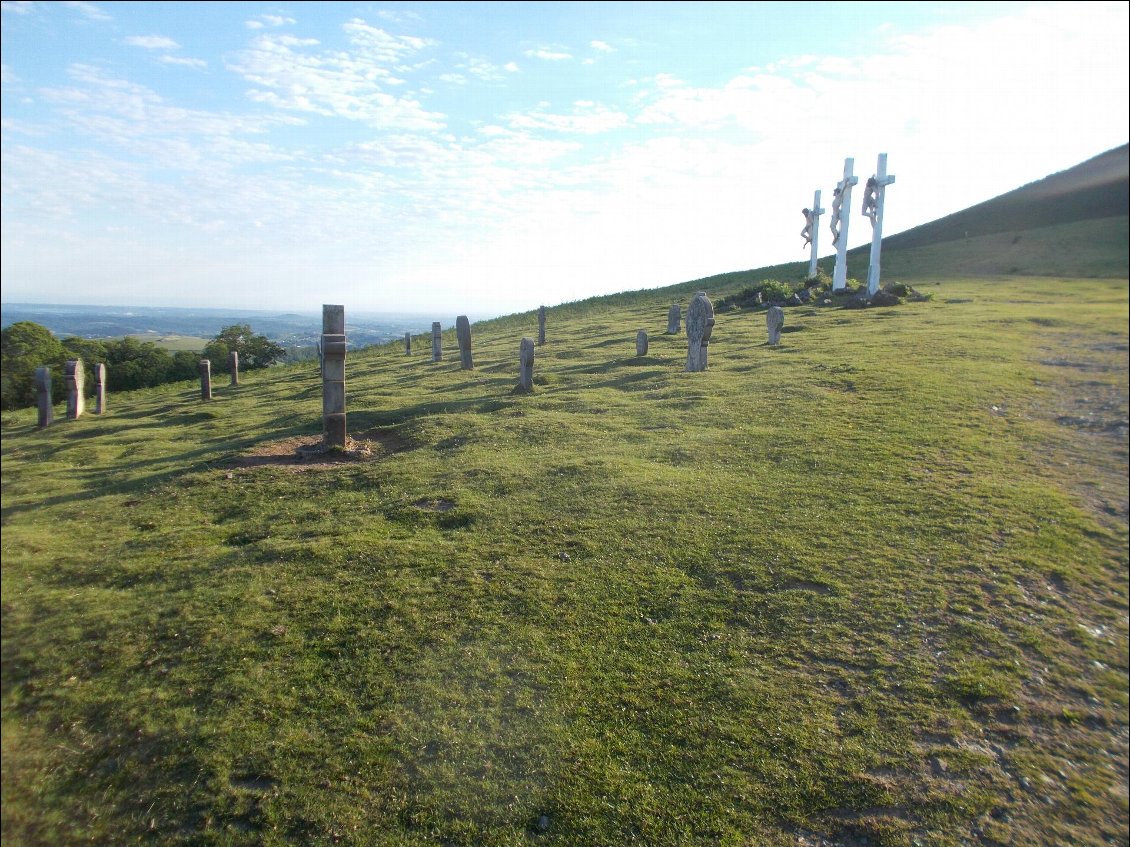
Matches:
[[160, 56, 207, 69], [62, 1, 110, 21], [124, 35, 180, 50], [504, 62, 520, 73], [524, 47, 572, 61], [1, 1, 35, 15], [590, 40, 614, 52], [505, 101, 629, 134]]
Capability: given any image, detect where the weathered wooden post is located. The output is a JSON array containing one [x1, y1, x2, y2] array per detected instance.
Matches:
[[322, 304, 347, 448], [831, 157, 859, 292], [65, 359, 85, 419], [685, 292, 715, 372], [538, 306, 546, 346], [865, 153, 896, 295], [229, 351, 239, 386], [94, 363, 107, 414], [636, 330, 648, 356], [431, 322, 442, 362], [767, 306, 784, 346], [518, 337, 534, 392], [405, 332, 411, 355], [667, 304, 681, 334], [198, 359, 212, 401], [456, 315, 473, 369], [35, 367, 53, 428]]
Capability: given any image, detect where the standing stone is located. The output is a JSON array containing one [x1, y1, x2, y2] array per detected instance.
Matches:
[[455, 315, 473, 369], [94, 363, 107, 414], [667, 304, 681, 334], [35, 367, 53, 428], [685, 292, 715, 372], [767, 306, 784, 346], [405, 332, 412, 355], [198, 359, 212, 401], [317, 339, 323, 376], [431, 322, 443, 362], [518, 337, 535, 392], [636, 330, 648, 356], [229, 351, 239, 386], [322, 304, 347, 448], [538, 306, 546, 346], [65, 359, 85, 419]]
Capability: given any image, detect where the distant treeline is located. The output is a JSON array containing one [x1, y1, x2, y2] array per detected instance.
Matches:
[[1, 322, 284, 410]]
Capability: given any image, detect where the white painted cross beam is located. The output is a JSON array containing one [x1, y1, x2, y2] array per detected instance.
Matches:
[[807, 189, 825, 280], [864, 153, 896, 295], [831, 158, 858, 291]]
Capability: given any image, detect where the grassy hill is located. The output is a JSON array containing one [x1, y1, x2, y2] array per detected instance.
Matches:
[[2, 162, 1128, 846]]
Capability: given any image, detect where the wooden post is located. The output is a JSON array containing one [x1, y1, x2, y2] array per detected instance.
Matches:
[[866, 153, 896, 295], [832, 158, 858, 291], [808, 189, 825, 280]]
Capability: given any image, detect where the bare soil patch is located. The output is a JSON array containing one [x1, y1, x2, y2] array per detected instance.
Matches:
[[226, 429, 408, 470]]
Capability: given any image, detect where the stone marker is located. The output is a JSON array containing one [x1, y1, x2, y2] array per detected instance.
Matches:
[[94, 362, 107, 414], [198, 359, 212, 401], [636, 330, 648, 356], [322, 304, 347, 448], [65, 359, 85, 419], [35, 367, 53, 428], [685, 292, 715, 372], [405, 332, 411, 355], [455, 315, 473, 369], [518, 337, 535, 392], [431, 322, 442, 362], [667, 304, 681, 334], [767, 306, 784, 346], [864, 153, 896, 295], [538, 306, 546, 345], [229, 351, 239, 386]]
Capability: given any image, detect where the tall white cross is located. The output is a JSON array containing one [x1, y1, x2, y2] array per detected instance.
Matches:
[[808, 189, 825, 280], [831, 157, 858, 291], [866, 153, 896, 295]]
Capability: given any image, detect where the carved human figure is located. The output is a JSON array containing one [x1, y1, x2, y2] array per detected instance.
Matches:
[[861, 176, 879, 225], [800, 207, 814, 248], [518, 337, 535, 392], [685, 292, 715, 372], [830, 185, 845, 246], [767, 306, 784, 346], [455, 315, 473, 369]]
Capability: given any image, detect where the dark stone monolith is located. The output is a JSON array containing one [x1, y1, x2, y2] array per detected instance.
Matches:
[[431, 322, 442, 362], [518, 337, 534, 392], [685, 292, 715, 372], [35, 367, 53, 428], [456, 315, 473, 369], [667, 304, 681, 334], [538, 306, 546, 346], [198, 359, 212, 400], [65, 359, 85, 419], [405, 332, 411, 355], [636, 330, 648, 356], [322, 304, 347, 448]]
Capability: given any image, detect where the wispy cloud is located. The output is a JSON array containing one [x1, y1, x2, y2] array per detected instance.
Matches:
[[590, 40, 614, 53], [245, 14, 295, 30], [505, 100, 629, 134], [1, 1, 35, 15], [62, 1, 110, 21], [524, 47, 572, 61], [160, 56, 207, 69], [124, 35, 180, 50], [229, 20, 443, 130]]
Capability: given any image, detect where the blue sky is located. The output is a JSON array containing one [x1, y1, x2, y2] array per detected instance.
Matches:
[[2, 1, 1127, 316]]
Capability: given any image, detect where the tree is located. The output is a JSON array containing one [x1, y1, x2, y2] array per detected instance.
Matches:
[[205, 324, 285, 371], [1, 321, 67, 409]]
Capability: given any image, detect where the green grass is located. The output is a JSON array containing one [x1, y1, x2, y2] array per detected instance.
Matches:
[[2, 276, 1127, 847], [124, 333, 210, 352]]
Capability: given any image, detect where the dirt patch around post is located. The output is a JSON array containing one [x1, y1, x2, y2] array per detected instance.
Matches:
[[225, 429, 408, 470]]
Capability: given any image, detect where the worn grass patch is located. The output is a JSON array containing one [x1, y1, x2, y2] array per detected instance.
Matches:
[[2, 276, 1127, 847]]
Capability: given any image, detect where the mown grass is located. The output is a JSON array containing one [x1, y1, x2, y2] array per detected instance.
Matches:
[[2, 275, 1127, 847]]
